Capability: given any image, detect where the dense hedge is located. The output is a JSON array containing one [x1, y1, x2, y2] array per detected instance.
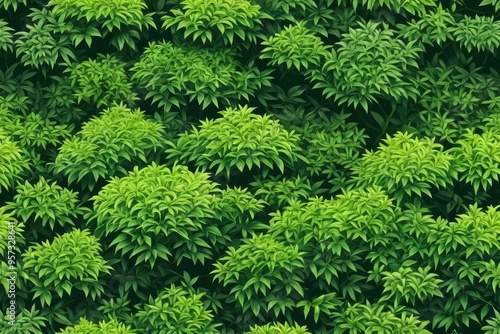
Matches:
[[1, 0, 500, 333]]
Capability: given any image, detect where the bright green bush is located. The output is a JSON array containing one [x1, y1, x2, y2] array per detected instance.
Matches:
[[260, 21, 328, 71], [162, 0, 270, 45], [0, 306, 47, 334], [131, 42, 273, 112], [451, 15, 500, 53], [168, 105, 304, 179], [65, 55, 137, 107], [351, 132, 457, 204], [5, 177, 84, 233], [246, 322, 311, 334], [0, 128, 30, 193], [52, 103, 168, 191], [309, 21, 422, 111], [133, 284, 221, 334], [22, 228, 112, 307], [57, 317, 134, 334], [87, 163, 225, 267]]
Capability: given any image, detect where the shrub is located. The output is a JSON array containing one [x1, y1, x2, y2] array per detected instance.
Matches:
[[65, 54, 137, 108], [162, 0, 270, 46], [133, 284, 221, 333], [131, 42, 273, 112], [351, 132, 457, 205], [57, 317, 134, 334], [52, 103, 168, 192], [87, 163, 225, 268], [246, 322, 311, 334], [0, 128, 30, 193], [309, 21, 422, 111], [0, 19, 13, 53], [168, 105, 304, 179], [0, 306, 47, 334], [5, 177, 84, 234], [450, 15, 500, 54], [260, 21, 328, 71], [22, 228, 112, 307]]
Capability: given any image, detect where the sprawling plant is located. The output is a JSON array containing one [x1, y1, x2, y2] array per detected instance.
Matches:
[[52, 103, 168, 192], [260, 21, 328, 71], [22, 228, 112, 307], [131, 42, 272, 112], [168, 105, 304, 179], [65, 55, 137, 108], [5, 177, 84, 236], [309, 21, 422, 111], [162, 0, 270, 46], [133, 284, 220, 333], [351, 132, 457, 204], [87, 163, 225, 268], [57, 317, 134, 334]]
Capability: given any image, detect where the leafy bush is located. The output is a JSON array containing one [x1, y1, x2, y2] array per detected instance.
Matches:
[[87, 163, 225, 267], [309, 21, 422, 111], [0, 128, 30, 193], [246, 322, 311, 334], [451, 15, 500, 53], [0, 306, 47, 334], [340, 0, 436, 16], [260, 21, 328, 71], [52, 103, 168, 192], [351, 132, 457, 204], [162, 0, 270, 46], [131, 42, 272, 112], [133, 284, 220, 333], [5, 177, 84, 234], [168, 105, 304, 179], [57, 317, 134, 334], [22, 228, 112, 307], [65, 54, 137, 108]]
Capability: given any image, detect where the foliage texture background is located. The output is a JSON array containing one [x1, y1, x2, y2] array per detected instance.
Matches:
[[1, 0, 500, 333]]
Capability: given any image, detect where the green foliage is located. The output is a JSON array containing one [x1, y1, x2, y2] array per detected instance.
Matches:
[[250, 175, 315, 209], [310, 21, 422, 111], [256, 0, 317, 24], [0, 0, 26, 11], [162, 0, 269, 45], [482, 309, 500, 334], [5, 177, 84, 232], [260, 21, 328, 71], [88, 163, 225, 267], [332, 301, 432, 334], [133, 284, 220, 333], [451, 130, 500, 194], [52, 103, 168, 191], [398, 4, 456, 47], [131, 42, 272, 112], [0, 19, 13, 53], [65, 54, 137, 108], [246, 322, 311, 334], [0, 128, 30, 193], [451, 15, 500, 53], [57, 317, 135, 334], [0, 305, 47, 334], [22, 228, 112, 307], [339, 0, 436, 16], [352, 132, 457, 204], [169, 105, 303, 178], [380, 266, 443, 306], [480, 0, 500, 12], [0, 207, 25, 256], [48, 0, 155, 50], [212, 234, 305, 319], [14, 22, 76, 70]]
